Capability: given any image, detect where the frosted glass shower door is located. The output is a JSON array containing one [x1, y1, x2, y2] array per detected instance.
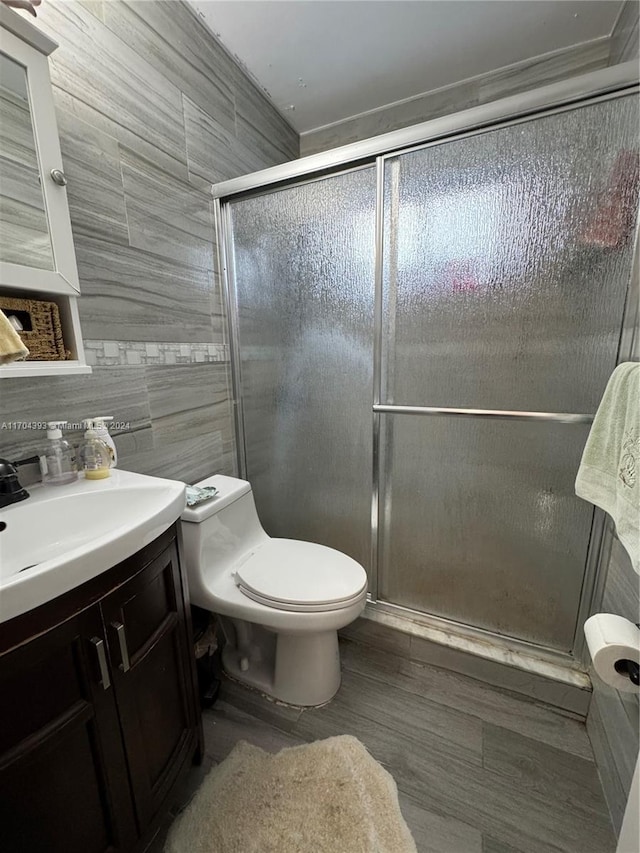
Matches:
[[379, 94, 639, 650], [229, 168, 376, 573]]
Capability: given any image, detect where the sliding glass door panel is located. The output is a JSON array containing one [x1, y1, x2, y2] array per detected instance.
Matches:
[[229, 168, 376, 573], [382, 94, 639, 413], [379, 415, 594, 650]]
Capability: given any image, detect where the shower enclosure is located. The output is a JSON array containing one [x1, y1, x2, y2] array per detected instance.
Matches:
[[216, 63, 639, 662]]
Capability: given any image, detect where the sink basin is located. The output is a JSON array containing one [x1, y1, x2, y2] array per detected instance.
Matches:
[[0, 469, 186, 623]]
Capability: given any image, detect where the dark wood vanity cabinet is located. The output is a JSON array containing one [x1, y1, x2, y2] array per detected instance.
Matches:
[[0, 602, 138, 853], [0, 525, 203, 853]]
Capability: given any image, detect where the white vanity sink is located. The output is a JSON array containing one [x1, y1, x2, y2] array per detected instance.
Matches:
[[0, 469, 186, 623]]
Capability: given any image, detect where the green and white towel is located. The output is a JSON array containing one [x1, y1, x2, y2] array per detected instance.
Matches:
[[576, 362, 640, 573]]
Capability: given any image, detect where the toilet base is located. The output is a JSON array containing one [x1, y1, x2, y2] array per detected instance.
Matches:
[[221, 620, 341, 707]]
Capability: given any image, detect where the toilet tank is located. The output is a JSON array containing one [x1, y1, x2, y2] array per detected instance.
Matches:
[[180, 475, 268, 580]]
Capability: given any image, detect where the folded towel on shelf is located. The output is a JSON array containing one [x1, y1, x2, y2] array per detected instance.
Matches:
[[0, 310, 29, 365], [185, 485, 219, 507], [576, 362, 640, 573]]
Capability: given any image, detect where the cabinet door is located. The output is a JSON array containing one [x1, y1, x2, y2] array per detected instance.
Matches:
[[0, 605, 137, 853], [102, 541, 199, 830]]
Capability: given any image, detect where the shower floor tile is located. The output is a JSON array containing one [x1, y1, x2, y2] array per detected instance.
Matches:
[[197, 638, 614, 853]]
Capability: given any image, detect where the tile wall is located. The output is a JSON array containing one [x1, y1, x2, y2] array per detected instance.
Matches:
[[0, 0, 298, 483]]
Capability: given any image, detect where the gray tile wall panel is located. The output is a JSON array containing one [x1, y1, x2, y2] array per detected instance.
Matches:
[[587, 692, 630, 836], [609, 0, 640, 64], [183, 94, 269, 189], [300, 38, 612, 156], [119, 147, 216, 272], [103, 0, 237, 136], [73, 236, 217, 343], [55, 108, 130, 246], [0, 366, 152, 459], [1, 0, 298, 483], [587, 531, 640, 838], [41, 1, 189, 170]]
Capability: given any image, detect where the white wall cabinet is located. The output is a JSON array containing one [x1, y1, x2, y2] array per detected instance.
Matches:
[[0, 6, 89, 377]]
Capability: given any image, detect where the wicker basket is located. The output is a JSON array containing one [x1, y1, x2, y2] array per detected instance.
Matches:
[[0, 296, 69, 361]]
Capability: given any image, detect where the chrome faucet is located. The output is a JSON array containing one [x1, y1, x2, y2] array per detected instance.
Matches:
[[0, 456, 39, 508]]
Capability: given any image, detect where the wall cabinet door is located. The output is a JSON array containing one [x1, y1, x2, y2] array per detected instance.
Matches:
[[0, 604, 137, 853], [102, 541, 199, 830]]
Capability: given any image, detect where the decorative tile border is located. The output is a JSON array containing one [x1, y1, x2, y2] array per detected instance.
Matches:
[[84, 340, 229, 367]]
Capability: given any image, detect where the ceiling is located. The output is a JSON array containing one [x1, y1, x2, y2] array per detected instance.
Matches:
[[190, 1, 623, 134]]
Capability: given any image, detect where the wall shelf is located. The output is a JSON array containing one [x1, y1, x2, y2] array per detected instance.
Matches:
[[0, 361, 92, 379], [0, 289, 88, 379]]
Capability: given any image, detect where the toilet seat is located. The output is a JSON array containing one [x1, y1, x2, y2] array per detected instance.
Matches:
[[233, 539, 368, 613]]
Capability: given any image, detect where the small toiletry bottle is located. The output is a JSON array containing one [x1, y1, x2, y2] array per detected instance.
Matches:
[[40, 421, 79, 486], [90, 416, 117, 467], [79, 420, 112, 480]]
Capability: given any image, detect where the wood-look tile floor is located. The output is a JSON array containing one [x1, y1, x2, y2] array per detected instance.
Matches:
[[175, 639, 616, 853]]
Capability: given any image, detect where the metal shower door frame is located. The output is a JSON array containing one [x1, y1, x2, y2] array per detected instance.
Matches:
[[215, 61, 639, 663]]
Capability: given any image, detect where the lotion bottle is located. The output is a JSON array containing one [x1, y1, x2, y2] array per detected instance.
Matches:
[[89, 416, 117, 467], [80, 420, 111, 480]]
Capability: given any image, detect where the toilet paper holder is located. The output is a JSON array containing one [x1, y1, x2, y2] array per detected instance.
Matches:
[[584, 615, 640, 694], [614, 658, 640, 685]]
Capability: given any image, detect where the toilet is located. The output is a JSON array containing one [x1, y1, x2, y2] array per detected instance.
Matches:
[[180, 474, 368, 706]]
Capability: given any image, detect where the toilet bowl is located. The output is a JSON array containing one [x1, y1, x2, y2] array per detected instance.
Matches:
[[180, 474, 368, 706]]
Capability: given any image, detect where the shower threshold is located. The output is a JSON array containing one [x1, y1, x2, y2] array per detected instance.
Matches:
[[345, 599, 592, 716]]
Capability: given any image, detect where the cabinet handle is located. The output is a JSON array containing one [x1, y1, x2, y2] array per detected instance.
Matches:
[[111, 621, 131, 672], [90, 637, 111, 690]]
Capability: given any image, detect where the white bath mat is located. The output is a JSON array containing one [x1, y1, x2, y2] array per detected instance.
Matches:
[[164, 735, 417, 853]]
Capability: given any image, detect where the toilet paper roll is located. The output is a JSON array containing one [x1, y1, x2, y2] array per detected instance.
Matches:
[[584, 613, 640, 694]]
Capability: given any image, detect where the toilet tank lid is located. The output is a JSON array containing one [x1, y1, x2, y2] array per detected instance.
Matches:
[[181, 474, 252, 522]]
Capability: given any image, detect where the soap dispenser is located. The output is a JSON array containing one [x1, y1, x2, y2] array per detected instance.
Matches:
[[89, 416, 117, 467], [80, 419, 112, 480], [40, 421, 79, 486]]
